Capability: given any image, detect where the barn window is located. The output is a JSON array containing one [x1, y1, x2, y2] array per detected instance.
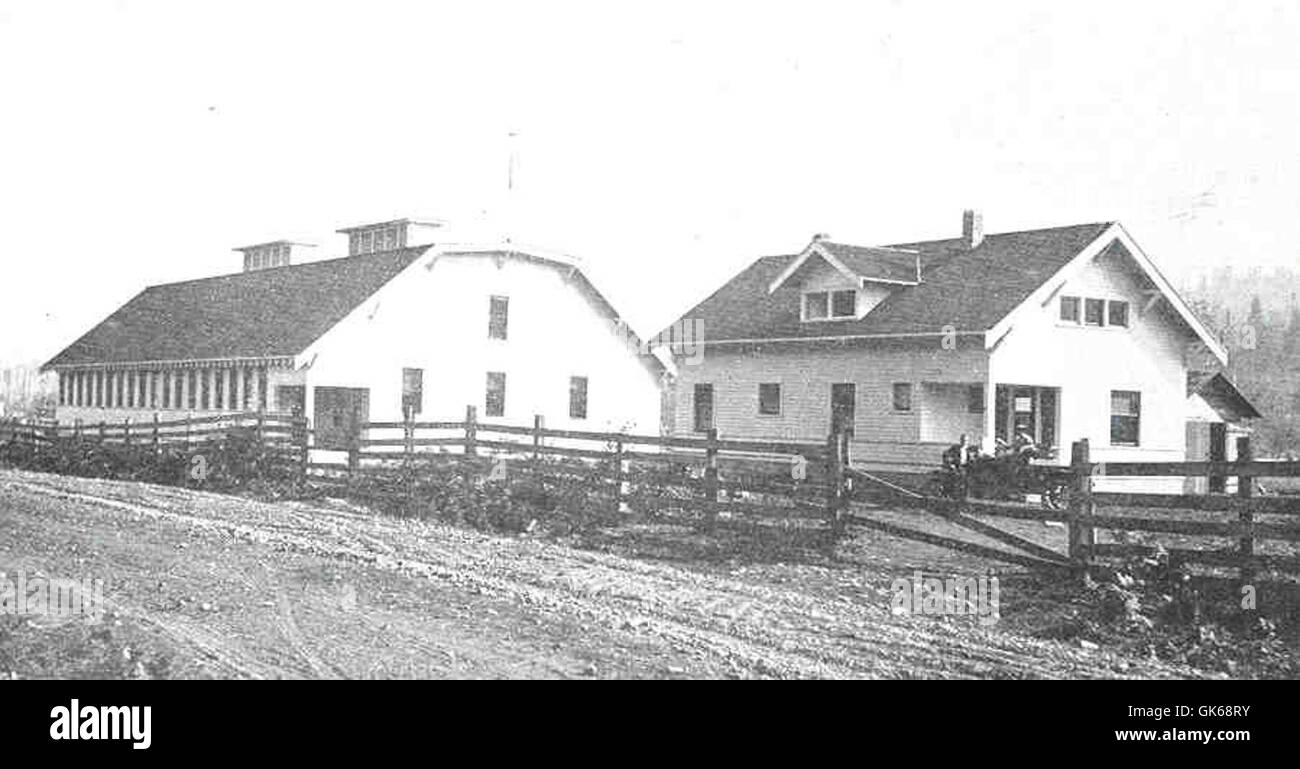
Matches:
[[1084, 298, 1105, 326], [1108, 300, 1130, 328], [1110, 390, 1141, 446], [402, 368, 424, 416], [892, 383, 913, 412], [569, 376, 588, 420], [758, 383, 781, 416], [488, 296, 509, 340], [485, 371, 506, 417], [1059, 296, 1080, 323]]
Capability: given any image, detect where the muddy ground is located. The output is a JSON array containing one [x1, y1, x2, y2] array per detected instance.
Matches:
[[0, 468, 1266, 679]]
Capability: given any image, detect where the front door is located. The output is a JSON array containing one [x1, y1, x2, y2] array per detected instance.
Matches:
[[314, 386, 370, 450], [830, 383, 856, 436]]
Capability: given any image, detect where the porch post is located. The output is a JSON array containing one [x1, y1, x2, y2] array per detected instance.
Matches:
[[983, 373, 998, 455]]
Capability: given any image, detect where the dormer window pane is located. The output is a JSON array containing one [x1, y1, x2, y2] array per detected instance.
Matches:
[[831, 289, 857, 318], [1084, 298, 1105, 326], [805, 292, 829, 320]]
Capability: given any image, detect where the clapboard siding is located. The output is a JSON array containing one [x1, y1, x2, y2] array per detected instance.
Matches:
[[672, 342, 987, 468]]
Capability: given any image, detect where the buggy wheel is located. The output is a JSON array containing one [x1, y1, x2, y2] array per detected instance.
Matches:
[[1042, 483, 1068, 510]]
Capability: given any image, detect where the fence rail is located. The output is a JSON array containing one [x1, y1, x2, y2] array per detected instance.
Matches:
[[0, 407, 849, 531]]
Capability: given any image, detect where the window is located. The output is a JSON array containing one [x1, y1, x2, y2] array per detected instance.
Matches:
[[1110, 390, 1141, 446], [804, 289, 856, 320], [693, 384, 714, 432], [1108, 300, 1130, 328], [1060, 296, 1081, 323], [758, 383, 781, 416], [569, 376, 588, 420], [485, 371, 506, 417], [967, 384, 985, 413], [804, 291, 829, 320], [402, 368, 423, 416], [488, 295, 509, 340], [1084, 298, 1105, 326], [831, 289, 857, 318], [892, 383, 913, 412]]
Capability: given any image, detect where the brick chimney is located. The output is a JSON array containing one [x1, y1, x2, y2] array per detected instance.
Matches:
[[962, 210, 983, 249]]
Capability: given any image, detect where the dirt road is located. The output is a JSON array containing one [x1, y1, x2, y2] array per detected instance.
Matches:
[[0, 468, 1207, 679]]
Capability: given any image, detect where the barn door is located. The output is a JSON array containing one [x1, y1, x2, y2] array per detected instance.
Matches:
[[313, 386, 371, 450]]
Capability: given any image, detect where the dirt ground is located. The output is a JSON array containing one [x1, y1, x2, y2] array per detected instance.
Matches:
[[0, 468, 1222, 679]]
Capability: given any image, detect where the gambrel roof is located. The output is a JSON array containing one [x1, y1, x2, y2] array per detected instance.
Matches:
[[45, 244, 666, 377]]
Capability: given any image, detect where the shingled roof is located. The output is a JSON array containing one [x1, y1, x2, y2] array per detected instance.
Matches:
[[666, 222, 1114, 342], [44, 247, 431, 368]]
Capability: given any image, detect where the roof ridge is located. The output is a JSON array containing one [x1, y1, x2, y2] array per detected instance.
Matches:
[[143, 246, 433, 290]]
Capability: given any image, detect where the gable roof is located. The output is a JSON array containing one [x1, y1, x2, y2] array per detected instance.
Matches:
[[767, 241, 921, 292], [1188, 370, 1262, 420], [44, 247, 431, 368], [667, 222, 1114, 343]]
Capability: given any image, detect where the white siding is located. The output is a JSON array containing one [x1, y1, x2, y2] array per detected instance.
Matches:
[[991, 245, 1196, 492], [672, 342, 987, 470], [302, 252, 663, 433]]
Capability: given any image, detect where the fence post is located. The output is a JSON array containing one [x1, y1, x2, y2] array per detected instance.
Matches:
[[296, 414, 309, 492], [464, 405, 478, 457], [403, 406, 415, 468], [1067, 439, 1095, 567], [703, 428, 719, 530], [75, 418, 82, 441], [184, 412, 192, 449], [532, 414, 544, 463], [123, 417, 132, 447], [826, 428, 846, 537], [1237, 436, 1255, 590], [98, 420, 106, 442], [346, 434, 360, 493], [151, 413, 160, 453], [612, 436, 628, 516]]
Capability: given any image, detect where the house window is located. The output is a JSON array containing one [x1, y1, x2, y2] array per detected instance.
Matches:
[[693, 384, 714, 432], [485, 371, 506, 417], [831, 289, 857, 318], [1110, 390, 1141, 446], [803, 292, 829, 320], [758, 383, 781, 416], [1108, 300, 1130, 328], [488, 295, 509, 340], [892, 383, 913, 412], [569, 376, 588, 420], [1060, 296, 1081, 323], [967, 384, 985, 413], [402, 368, 423, 416], [1084, 298, 1105, 326]]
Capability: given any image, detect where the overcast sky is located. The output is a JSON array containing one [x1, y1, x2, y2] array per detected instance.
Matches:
[[1, 0, 1296, 365]]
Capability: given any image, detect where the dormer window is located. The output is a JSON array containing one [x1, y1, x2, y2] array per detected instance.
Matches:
[[803, 289, 857, 321]]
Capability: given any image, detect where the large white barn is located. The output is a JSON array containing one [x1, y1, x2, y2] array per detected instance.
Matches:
[[44, 219, 666, 449]]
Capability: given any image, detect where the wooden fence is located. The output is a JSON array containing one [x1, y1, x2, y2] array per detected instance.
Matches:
[[0, 407, 852, 531], [850, 437, 1300, 581]]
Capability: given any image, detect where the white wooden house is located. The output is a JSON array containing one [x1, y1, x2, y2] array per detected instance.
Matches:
[[660, 212, 1255, 492], [44, 219, 665, 449]]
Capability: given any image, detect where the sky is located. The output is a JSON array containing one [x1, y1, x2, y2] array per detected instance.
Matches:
[[1, 0, 1297, 365]]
